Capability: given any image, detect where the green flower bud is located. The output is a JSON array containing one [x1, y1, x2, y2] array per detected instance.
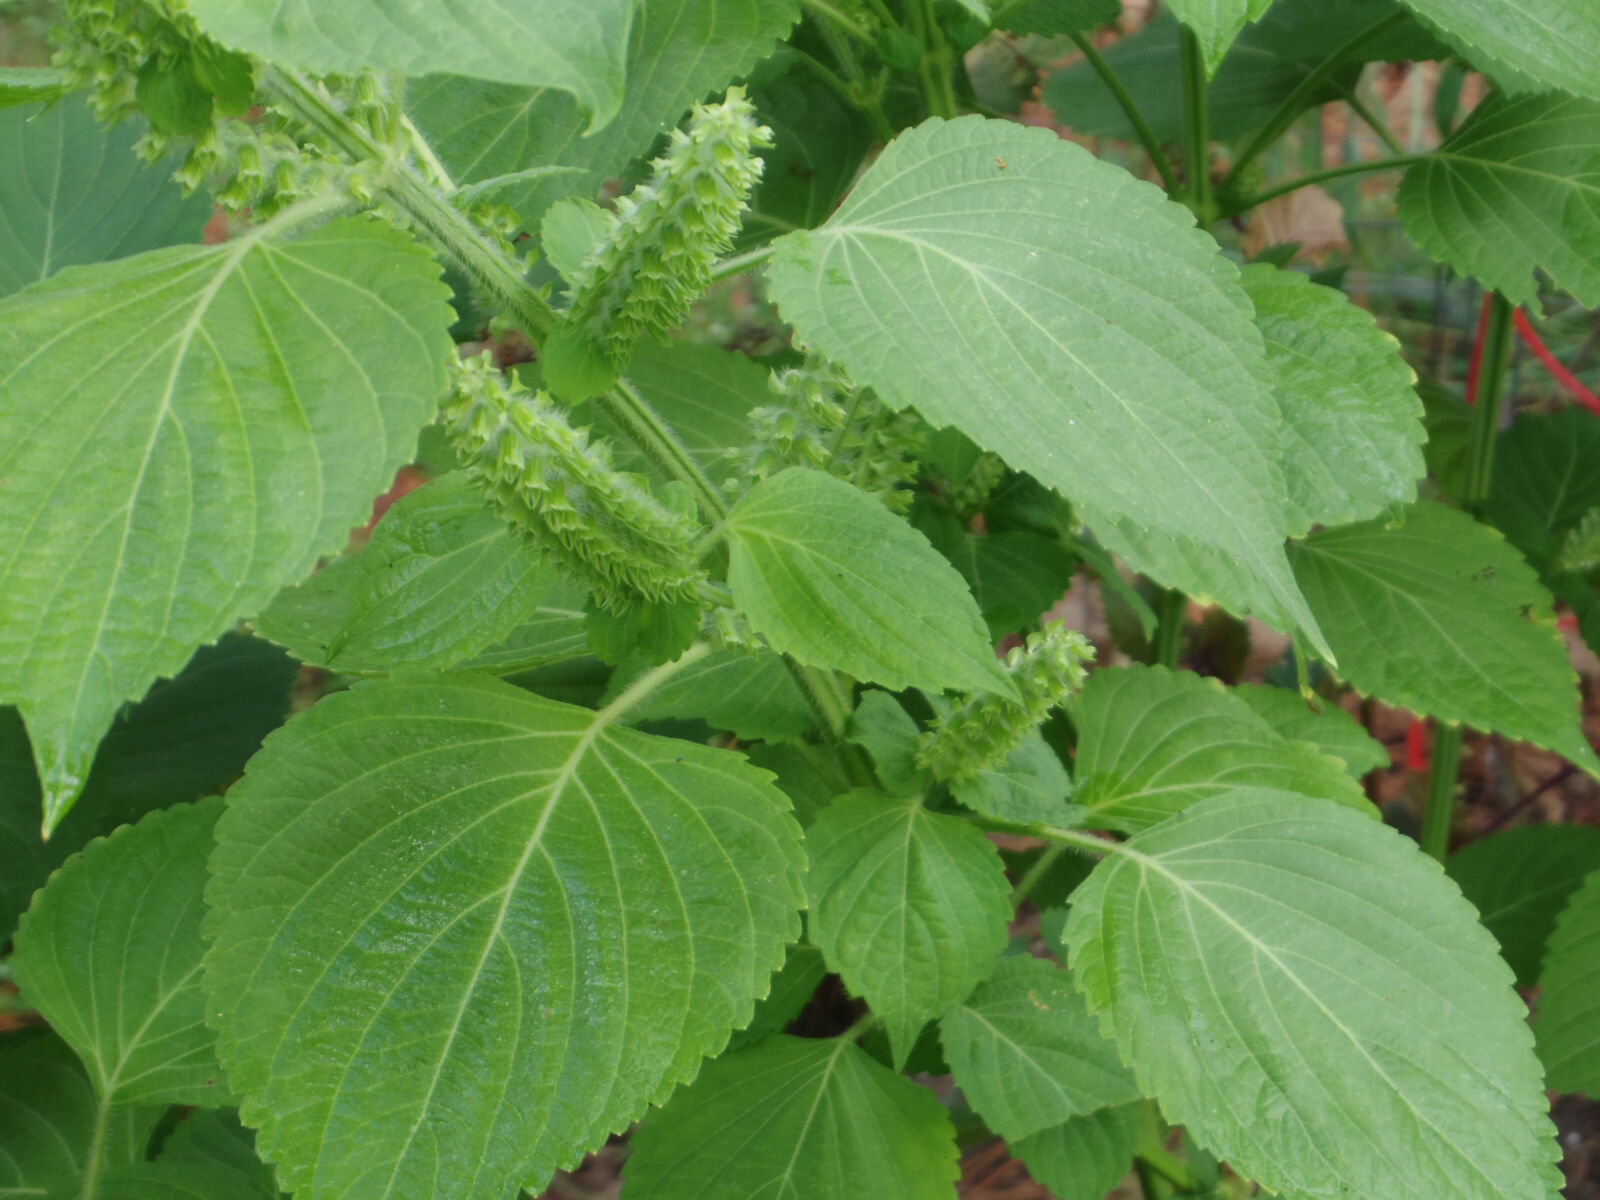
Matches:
[[444, 353, 707, 613], [916, 622, 1094, 784]]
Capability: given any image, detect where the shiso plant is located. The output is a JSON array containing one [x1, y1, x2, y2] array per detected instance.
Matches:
[[2, 0, 1600, 1198]]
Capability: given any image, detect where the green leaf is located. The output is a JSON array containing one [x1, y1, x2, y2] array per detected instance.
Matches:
[[1232, 683, 1389, 778], [940, 955, 1138, 1140], [253, 472, 552, 673], [726, 468, 1012, 697], [846, 689, 928, 797], [615, 647, 814, 742], [0, 67, 67, 109], [1164, 0, 1275, 72], [1534, 867, 1600, 1095], [204, 672, 805, 1200], [407, 0, 800, 227], [189, 0, 636, 130], [1239, 264, 1424, 531], [15, 799, 229, 1108], [1288, 501, 1597, 771], [1448, 824, 1600, 987], [1398, 93, 1600, 306], [575, 338, 767, 483], [0, 633, 295, 940], [0, 1035, 163, 1198], [950, 732, 1079, 827], [1010, 1104, 1142, 1200], [0, 95, 209, 296], [1065, 791, 1562, 1200], [805, 790, 1012, 1063], [539, 198, 614, 285], [156, 1109, 280, 1200], [767, 116, 1323, 646], [1073, 665, 1370, 832], [96, 1162, 276, 1200], [951, 532, 1078, 637], [1397, 0, 1600, 100], [1485, 407, 1600, 569], [624, 1035, 959, 1200], [995, 0, 1120, 36], [454, 576, 592, 674], [0, 219, 453, 832]]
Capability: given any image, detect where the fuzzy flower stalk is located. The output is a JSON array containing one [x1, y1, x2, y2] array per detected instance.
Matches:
[[562, 87, 771, 366], [444, 353, 706, 612], [917, 622, 1094, 783]]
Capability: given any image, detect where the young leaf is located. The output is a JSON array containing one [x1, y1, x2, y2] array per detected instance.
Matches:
[[1396, 0, 1600, 101], [1232, 683, 1389, 779], [1398, 93, 1600, 305], [0, 634, 294, 940], [847, 689, 928, 797], [1010, 1104, 1142, 1200], [0, 1035, 163, 1198], [1448, 824, 1600, 987], [1064, 791, 1562, 1200], [204, 672, 805, 1200], [407, 0, 800, 228], [253, 472, 552, 673], [1163, 0, 1274, 72], [612, 646, 814, 742], [0, 66, 67, 109], [1239, 264, 1424, 532], [1533, 867, 1600, 1095], [188, 0, 636, 129], [14, 799, 230, 1108], [1073, 665, 1370, 832], [0, 95, 208, 296], [0, 219, 453, 833], [624, 1035, 960, 1200], [726, 468, 1012, 696], [950, 732, 1078, 827], [806, 790, 1012, 1063], [766, 116, 1322, 647], [1288, 502, 1597, 771], [940, 955, 1139, 1140]]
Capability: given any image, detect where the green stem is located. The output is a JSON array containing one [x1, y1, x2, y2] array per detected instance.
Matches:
[[787, 660, 877, 788], [709, 243, 778, 283], [805, 25, 896, 142], [1225, 153, 1424, 215], [911, 0, 959, 119], [600, 378, 730, 521], [1070, 31, 1180, 196], [1009, 844, 1065, 907], [1178, 24, 1212, 224], [1335, 81, 1406, 155], [837, 1011, 882, 1042], [801, 0, 876, 46], [1151, 587, 1186, 668], [1465, 291, 1516, 505], [77, 1098, 112, 1200], [1421, 721, 1462, 862], [1221, 10, 1408, 194]]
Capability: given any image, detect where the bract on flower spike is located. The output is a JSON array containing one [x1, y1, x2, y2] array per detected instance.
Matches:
[[561, 87, 772, 368], [444, 353, 707, 613], [916, 622, 1094, 783]]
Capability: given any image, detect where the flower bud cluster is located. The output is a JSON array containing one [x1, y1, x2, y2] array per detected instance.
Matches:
[[948, 452, 1007, 517], [564, 87, 771, 365], [916, 622, 1094, 783], [1558, 507, 1600, 576], [444, 353, 706, 613], [54, 0, 195, 125], [736, 355, 923, 512]]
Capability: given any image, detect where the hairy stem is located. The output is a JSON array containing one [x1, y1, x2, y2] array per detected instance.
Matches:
[[1178, 25, 1213, 224], [1421, 722, 1462, 862], [1225, 153, 1424, 215], [1464, 291, 1516, 505], [1150, 587, 1186, 668]]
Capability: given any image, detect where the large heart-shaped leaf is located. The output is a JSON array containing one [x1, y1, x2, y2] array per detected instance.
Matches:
[[205, 672, 805, 1200], [0, 219, 453, 832], [1064, 791, 1561, 1200], [1397, 0, 1600, 100], [767, 116, 1321, 644]]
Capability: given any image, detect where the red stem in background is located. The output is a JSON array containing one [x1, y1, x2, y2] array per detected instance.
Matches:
[[1512, 309, 1600, 415], [1463, 292, 1492, 406]]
